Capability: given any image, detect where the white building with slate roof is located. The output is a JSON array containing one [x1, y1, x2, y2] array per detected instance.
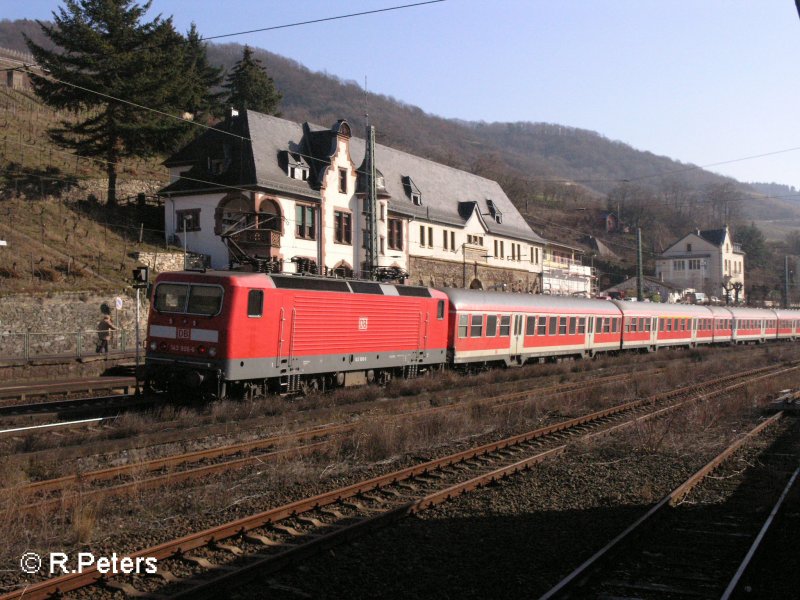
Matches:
[[655, 226, 745, 301], [159, 110, 591, 294]]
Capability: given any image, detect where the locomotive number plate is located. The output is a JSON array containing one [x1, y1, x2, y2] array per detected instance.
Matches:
[[358, 317, 368, 330], [177, 328, 191, 339]]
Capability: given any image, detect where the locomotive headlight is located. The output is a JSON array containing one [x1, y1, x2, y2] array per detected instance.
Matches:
[[208, 347, 217, 357], [198, 345, 207, 355], [149, 341, 157, 351]]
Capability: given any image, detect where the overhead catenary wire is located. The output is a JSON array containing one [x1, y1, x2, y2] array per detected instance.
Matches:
[[2, 0, 800, 244], [0, 0, 447, 74]]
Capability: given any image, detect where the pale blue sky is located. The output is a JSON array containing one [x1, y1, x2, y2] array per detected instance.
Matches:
[[6, 1, 800, 188]]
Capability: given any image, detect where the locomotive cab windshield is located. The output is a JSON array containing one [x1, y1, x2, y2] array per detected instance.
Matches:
[[154, 283, 223, 316]]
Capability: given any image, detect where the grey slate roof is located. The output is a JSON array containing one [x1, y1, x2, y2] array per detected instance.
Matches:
[[698, 228, 728, 247], [160, 111, 545, 244], [347, 135, 544, 243]]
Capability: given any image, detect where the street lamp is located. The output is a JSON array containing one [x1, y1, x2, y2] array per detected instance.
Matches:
[[182, 214, 192, 269]]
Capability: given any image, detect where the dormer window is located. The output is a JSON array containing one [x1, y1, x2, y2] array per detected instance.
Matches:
[[402, 175, 422, 206], [289, 166, 308, 181], [486, 199, 503, 224], [280, 150, 310, 181], [208, 158, 225, 175]]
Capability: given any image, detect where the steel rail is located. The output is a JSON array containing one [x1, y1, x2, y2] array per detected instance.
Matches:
[[0, 393, 667, 600], [0, 392, 150, 418], [0, 417, 107, 436], [0, 376, 135, 404], [4, 366, 789, 600], [538, 411, 786, 600], [166, 375, 792, 599], [6, 369, 638, 509], [8, 364, 794, 517], [720, 465, 800, 600]]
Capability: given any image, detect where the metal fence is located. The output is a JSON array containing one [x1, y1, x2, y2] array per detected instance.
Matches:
[[0, 329, 140, 361]]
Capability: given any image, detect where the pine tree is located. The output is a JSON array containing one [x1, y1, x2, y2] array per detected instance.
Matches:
[[223, 46, 282, 115], [25, 1, 209, 205], [182, 23, 224, 122]]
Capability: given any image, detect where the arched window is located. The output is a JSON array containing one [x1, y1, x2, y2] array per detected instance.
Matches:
[[215, 194, 251, 235], [469, 279, 483, 290], [332, 261, 353, 279], [257, 199, 283, 233]]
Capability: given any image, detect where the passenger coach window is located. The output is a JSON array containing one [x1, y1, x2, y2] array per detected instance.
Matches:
[[568, 317, 576, 335], [470, 315, 483, 337], [548, 317, 557, 335], [559, 317, 567, 335], [538, 317, 548, 336], [500, 315, 511, 336], [577, 318, 586, 334], [612, 318, 619, 333], [247, 290, 263, 317], [526, 316, 536, 336], [458, 315, 469, 338], [486, 315, 498, 337]]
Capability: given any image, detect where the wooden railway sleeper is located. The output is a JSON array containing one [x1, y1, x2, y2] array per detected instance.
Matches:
[[180, 555, 236, 571], [413, 476, 441, 485], [211, 541, 244, 555], [153, 567, 180, 582], [271, 523, 304, 537], [360, 493, 387, 505], [243, 532, 283, 546], [296, 515, 326, 528], [375, 488, 409, 499], [395, 481, 418, 492], [102, 578, 149, 597]]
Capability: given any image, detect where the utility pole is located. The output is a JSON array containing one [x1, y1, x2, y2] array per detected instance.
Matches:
[[785, 255, 791, 309], [636, 227, 643, 301], [363, 125, 378, 280]]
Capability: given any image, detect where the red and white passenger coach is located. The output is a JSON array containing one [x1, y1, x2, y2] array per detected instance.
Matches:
[[442, 288, 623, 366]]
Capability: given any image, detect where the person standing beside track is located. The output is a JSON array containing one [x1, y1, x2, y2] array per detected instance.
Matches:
[[96, 303, 117, 354]]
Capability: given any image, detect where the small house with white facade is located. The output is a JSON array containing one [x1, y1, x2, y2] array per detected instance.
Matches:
[[655, 226, 744, 302]]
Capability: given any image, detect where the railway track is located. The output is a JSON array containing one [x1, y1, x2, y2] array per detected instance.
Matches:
[[0, 393, 159, 441], [6, 369, 637, 514], [0, 377, 136, 408], [5, 364, 776, 516], [3, 363, 794, 600], [539, 411, 800, 599]]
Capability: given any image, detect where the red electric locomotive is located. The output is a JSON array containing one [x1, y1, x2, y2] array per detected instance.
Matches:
[[145, 271, 448, 397]]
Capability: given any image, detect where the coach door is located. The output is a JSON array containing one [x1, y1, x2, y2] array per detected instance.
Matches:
[[586, 316, 595, 352], [511, 314, 525, 357]]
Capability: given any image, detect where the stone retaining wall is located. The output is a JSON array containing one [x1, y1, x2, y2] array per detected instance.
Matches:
[[409, 256, 541, 293], [0, 291, 146, 334]]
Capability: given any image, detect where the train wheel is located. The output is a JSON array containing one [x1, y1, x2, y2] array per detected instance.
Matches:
[[301, 377, 320, 395]]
